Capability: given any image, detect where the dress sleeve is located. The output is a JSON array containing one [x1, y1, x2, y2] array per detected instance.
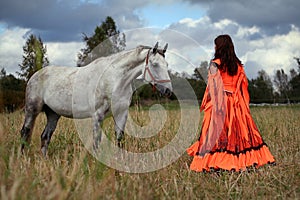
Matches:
[[198, 61, 227, 154], [241, 70, 250, 107], [200, 86, 210, 112], [208, 62, 225, 112], [200, 61, 219, 112], [235, 67, 250, 110]]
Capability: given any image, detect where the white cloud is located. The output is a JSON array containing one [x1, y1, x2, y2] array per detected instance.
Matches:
[[236, 26, 260, 39], [168, 17, 300, 79], [242, 26, 300, 78], [214, 19, 237, 30], [122, 27, 205, 75], [178, 18, 206, 28], [0, 27, 85, 76], [0, 27, 27, 75], [46, 42, 84, 67], [1, 14, 299, 81]]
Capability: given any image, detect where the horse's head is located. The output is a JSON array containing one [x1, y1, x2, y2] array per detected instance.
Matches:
[[143, 42, 173, 97]]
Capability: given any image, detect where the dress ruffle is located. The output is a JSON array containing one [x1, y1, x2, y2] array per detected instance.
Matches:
[[187, 141, 275, 172]]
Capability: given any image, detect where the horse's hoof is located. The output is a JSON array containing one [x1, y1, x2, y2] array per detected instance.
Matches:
[[41, 147, 47, 157], [117, 141, 125, 149]]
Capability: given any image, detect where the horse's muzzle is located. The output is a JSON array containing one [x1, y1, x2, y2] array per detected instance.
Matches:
[[155, 84, 173, 98], [164, 88, 172, 97]]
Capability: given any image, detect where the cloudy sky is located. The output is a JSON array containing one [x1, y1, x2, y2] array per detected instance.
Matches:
[[0, 0, 299, 79]]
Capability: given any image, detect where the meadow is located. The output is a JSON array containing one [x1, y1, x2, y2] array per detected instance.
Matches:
[[0, 104, 299, 199]]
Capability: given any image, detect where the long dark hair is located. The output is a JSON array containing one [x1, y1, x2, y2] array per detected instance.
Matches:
[[213, 34, 242, 76]]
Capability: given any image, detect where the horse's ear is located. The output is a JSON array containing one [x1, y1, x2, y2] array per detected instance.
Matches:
[[153, 42, 158, 53], [163, 43, 168, 53]]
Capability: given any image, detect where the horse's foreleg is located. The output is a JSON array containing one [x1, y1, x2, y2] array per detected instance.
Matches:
[[92, 114, 102, 151], [41, 106, 60, 157], [93, 101, 109, 151], [112, 104, 129, 148], [115, 126, 125, 148]]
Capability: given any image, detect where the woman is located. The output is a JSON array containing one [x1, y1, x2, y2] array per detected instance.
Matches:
[[187, 35, 275, 172]]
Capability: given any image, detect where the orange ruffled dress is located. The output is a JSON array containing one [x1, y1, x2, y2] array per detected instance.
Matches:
[[187, 59, 275, 172]]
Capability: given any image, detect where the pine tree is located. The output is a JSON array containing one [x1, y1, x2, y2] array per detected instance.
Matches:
[[77, 16, 126, 66], [193, 61, 208, 82], [249, 70, 274, 103], [289, 57, 300, 102], [273, 69, 290, 103], [18, 34, 49, 81], [0, 68, 6, 78]]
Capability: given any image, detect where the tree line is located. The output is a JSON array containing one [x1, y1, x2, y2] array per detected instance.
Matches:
[[1, 16, 299, 112], [248, 63, 300, 104]]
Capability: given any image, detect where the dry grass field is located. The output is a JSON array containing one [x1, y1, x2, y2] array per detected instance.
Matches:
[[0, 104, 299, 199]]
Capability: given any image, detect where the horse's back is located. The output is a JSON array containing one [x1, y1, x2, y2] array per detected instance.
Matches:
[[26, 66, 79, 116], [27, 66, 78, 97], [25, 65, 111, 118]]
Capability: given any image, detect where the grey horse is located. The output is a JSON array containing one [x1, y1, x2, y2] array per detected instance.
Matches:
[[20, 42, 172, 156]]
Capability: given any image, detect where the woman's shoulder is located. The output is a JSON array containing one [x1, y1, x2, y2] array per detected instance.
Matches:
[[209, 59, 220, 74], [209, 59, 244, 76], [211, 58, 221, 65], [238, 63, 245, 73]]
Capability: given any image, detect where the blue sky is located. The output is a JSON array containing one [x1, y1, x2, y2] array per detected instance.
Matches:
[[136, 2, 205, 27], [0, 24, 4, 33], [0, 0, 299, 78]]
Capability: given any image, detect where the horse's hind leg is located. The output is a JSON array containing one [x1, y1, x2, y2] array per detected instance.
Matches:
[[20, 112, 38, 153], [41, 106, 60, 157], [20, 100, 43, 153]]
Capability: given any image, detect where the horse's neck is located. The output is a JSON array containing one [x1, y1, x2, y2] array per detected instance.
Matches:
[[113, 49, 148, 89], [114, 48, 148, 68], [116, 48, 148, 74]]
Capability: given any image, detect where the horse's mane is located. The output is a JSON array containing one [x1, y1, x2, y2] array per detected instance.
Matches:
[[109, 45, 152, 67]]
